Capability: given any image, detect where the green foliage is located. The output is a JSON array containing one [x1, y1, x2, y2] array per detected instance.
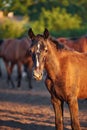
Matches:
[[51, 27, 87, 38], [0, 0, 87, 38], [0, 17, 28, 38], [0, 0, 34, 15], [30, 7, 82, 34]]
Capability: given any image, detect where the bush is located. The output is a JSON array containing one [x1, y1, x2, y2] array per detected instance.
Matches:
[[30, 7, 82, 34], [51, 27, 87, 38], [0, 17, 28, 38]]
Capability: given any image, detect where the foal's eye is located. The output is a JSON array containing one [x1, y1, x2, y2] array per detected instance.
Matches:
[[45, 49, 48, 53]]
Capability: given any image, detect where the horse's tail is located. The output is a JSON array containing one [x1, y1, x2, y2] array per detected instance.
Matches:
[[0, 39, 3, 45]]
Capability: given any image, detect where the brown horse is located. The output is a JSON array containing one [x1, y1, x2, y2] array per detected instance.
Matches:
[[0, 37, 33, 88], [57, 35, 87, 52], [28, 28, 87, 130]]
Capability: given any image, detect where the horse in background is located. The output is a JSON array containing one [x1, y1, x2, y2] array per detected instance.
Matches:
[[57, 35, 87, 52], [0, 37, 33, 88], [28, 28, 87, 130]]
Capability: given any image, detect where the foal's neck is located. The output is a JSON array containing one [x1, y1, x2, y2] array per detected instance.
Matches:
[[45, 41, 60, 80]]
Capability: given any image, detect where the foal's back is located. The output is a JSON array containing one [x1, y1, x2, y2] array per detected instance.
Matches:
[[58, 50, 87, 99]]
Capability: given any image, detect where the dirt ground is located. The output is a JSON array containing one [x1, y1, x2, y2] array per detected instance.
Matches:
[[0, 60, 87, 130]]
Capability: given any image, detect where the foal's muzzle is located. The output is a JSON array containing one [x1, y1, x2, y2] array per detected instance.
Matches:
[[33, 69, 43, 80]]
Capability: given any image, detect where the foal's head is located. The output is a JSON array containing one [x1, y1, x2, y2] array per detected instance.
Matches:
[[28, 28, 69, 80], [28, 28, 50, 80]]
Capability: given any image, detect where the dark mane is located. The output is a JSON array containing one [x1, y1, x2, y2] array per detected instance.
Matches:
[[50, 37, 71, 50], [34, 34, 64, 49], [34, 34, 72, 51]]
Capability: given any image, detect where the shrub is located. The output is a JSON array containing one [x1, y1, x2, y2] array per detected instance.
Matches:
[[51, 27, 87, 38], [30, 7, 82, 34], [0, 17, 28, 38]]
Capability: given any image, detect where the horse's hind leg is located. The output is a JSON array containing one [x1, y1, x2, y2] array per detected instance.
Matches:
[[68, 98, 81, 130], [27, 62, 33, 89], [10, 63, 15, 88], [17, 62, 22, 87], [5, 62, 15, 88], [27, 69, 32, 89]]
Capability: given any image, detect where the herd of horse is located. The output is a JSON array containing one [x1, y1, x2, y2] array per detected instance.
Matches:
[[0, 28, 87, 130]]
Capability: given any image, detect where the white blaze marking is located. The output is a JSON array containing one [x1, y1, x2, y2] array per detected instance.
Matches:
[[36, 55, 39, 67], [36, 43, 40, 67]]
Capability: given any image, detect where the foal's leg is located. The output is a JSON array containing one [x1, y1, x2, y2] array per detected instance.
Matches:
[[51, 96, 64, 130], [5, 62, 15, 88], [45, 77, 64, 130], [17, 62, 22, 87], [68, 98, 81, 130]]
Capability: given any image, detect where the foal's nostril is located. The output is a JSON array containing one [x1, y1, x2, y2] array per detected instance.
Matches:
[[33, 70, 43, 80], [40, 73, 43, 77], [39, 75, 41, 79]]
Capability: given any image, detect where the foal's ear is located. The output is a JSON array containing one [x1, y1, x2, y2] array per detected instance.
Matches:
[[43, 28, 49, 39], [28, 28, 35, 39]]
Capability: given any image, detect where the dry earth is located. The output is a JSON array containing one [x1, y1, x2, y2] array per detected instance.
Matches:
[[0, 59, 87, 130]]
